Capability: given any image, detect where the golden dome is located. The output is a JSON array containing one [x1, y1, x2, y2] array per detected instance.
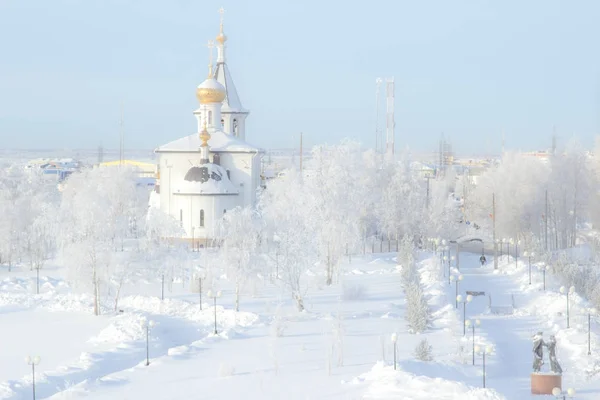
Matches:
[[196, 78, 226, 104], [216, 32, 227, 44], [200, 122, 211, 146]]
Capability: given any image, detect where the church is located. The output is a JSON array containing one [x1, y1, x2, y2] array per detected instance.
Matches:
[[151, 9, 264, 243]]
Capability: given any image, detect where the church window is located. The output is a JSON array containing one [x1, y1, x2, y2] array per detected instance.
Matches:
[[220, 118, 224, 128], [179, 209, 183, 226], [208, 111, 213, 125], [213, 153, 221, 165], [233, 119, 238, 135], [200, 210, 205, 227]]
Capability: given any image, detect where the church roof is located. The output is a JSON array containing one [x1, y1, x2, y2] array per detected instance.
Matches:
[[174, 163, 239, 195], [155, 130, 262, 153], [214, 62, 247, 113]]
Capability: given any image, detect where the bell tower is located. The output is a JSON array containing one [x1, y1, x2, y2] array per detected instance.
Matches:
[[213, 7, 249, 140]]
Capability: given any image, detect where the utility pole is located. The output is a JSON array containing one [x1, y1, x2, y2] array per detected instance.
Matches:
[[119, 103, 124, 166], [493, 193, 498, 270], [545, 189, 548, 251], [299, 132, 303, 173], [425, 176, 430, 209]]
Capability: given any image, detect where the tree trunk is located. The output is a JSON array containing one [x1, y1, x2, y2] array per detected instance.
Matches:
[[293, 292, 305, 312]]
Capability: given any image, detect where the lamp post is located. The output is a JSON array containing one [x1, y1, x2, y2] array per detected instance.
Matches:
[[524, 251, 535, 285], [141, 319, 155, 366], [559, 286, 576, 328], [499, 239, 504, 258], [465, 319, 481, 365], [552, 387, 576, 399], [443, 255, 448, 281], [457, 294, 473, 335], [515, 239, 521, 268], [587, 307, 596, 356], [197, 269, 205, 311], [450, 273, 463, 308], [207, 290, 222, 335], [391, 332, 398, 370], [25, 355, 41, 400], [539, 264, 547, 291], [474, 345, 493, 388]]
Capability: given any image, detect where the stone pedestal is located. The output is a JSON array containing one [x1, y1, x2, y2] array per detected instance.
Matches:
[[531, 373, 562, 395]]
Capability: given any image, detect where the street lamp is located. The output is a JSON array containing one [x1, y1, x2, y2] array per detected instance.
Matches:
[[207, 290, 222, 335], [197, 269, 206, 311], [443, 255, 448, 279], [587, 307, 596, 356], [391, 332, 398, 370], [539, 264, 547, 291], [25, 355, 41, 400], [457, 294, 473, 335], [450, 273, 464, 308], [552, 387, 576, 399], [474, 345, 493, 388], [524, 251, 535, 285], [559, 286, 576, 328], [465, 319, 481, 365], [141, 319, 156, 366]]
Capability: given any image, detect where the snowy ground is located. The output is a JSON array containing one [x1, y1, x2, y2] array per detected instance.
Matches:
[[2, 250, 600, 399]]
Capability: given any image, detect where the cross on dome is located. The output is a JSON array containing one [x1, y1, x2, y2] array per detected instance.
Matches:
[[207, 40, 215, 77], [217, 7, 227, 45]]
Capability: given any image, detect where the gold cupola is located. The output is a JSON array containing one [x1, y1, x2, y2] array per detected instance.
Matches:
[[196, 39, 226, 104], [196, 78, 226, 104], [199, 120, 211, 146], [216, 7, 227, 45]]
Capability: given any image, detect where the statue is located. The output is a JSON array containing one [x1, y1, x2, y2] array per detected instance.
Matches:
[[532, 332, 545, 372], [546, 335, 562, 374]]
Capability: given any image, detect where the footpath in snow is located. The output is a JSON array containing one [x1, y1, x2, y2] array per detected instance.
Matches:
[[447, 252, 600, 399]]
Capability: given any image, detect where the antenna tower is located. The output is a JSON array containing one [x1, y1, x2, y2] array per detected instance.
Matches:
[[375, 78, 382, 153], [385, 78, 395, 156], [119, 104, 124, 166]]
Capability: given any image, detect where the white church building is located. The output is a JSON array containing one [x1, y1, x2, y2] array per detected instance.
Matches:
[[151, 10, 263, 243]]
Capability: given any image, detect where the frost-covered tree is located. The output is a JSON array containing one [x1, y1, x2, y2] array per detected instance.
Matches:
[[414, 338, 433, 361], [302, 140, 367, 285], [58, 166, 149, 315], [260, 169, 317, 311], [216, 206, 262, 311], [405, 281, 429, 333]]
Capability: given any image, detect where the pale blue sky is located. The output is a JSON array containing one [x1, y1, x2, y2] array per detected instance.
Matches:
[[0, 0, 598, 155]]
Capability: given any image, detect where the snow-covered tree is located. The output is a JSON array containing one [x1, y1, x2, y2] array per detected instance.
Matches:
[[259, 168, 317, 311], [216, 206, 262, 311]]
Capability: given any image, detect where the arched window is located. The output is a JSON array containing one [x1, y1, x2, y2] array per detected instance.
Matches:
[[208, 111, 213, 125], [200, 209, 205, 227], [179, 209, 183, 227], [220, 118, 224, 128], [233, 118, 238, 135], [213, 153, 221, 165]]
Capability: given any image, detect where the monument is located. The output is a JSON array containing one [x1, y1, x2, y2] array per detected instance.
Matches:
[[531, 332, 563, 395]]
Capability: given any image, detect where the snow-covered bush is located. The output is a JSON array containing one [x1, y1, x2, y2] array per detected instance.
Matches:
[[405, 281, 429, 333], [414, 338, 433, 361]]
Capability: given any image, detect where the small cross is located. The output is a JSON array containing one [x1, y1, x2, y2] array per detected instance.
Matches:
[[207, 40, 215, 63], [218, 7, 225, 23]]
